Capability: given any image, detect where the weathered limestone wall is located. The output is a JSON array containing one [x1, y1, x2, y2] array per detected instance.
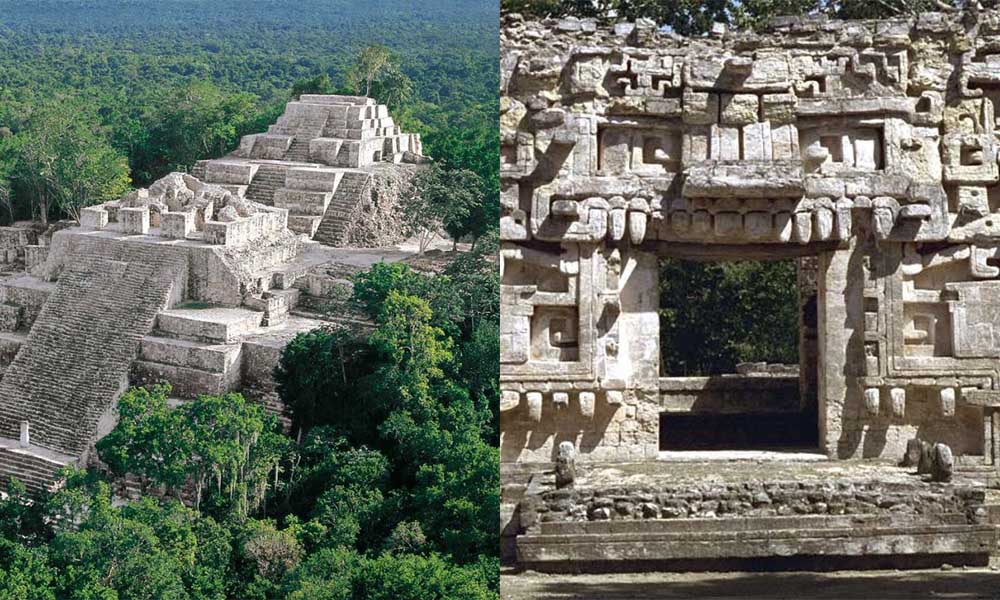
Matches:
[[501, 10, 1000, 465], [500, 243, 662, 463]]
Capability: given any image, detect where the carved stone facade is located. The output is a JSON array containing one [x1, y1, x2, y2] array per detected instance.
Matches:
[[501, 11, 1000, 466]]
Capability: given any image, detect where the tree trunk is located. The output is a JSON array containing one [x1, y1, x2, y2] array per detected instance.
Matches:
[[38, 190, 48, 227]]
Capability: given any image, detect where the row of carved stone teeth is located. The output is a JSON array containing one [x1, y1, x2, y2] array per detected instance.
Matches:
[[862, 386, 957, 418], [500, 389, 624, 421], [580, 197, 928, 244]]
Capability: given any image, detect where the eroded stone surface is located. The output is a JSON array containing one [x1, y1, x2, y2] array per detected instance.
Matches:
[[500, 10, 1000, 469]]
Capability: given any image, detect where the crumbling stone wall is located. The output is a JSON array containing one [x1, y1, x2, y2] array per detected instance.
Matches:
[[501, 11, 1000, 464], [522, 479, 988, 528]]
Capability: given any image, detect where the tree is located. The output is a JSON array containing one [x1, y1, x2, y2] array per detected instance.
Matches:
[[369, 65, 414, 111], [351, 553, 495, 600], [346, 45, 414, 109], [347, 45, 392, 98], [141, 81, 259, 181], [0, 135, 16, 224], [402, 164, 484, 253], [274, 327, 377, 442], [659, 258, 799, 375], [0, 538, 55, 600], [97, 386, 288, 517], [502, 0, 975, 33], [290, 74, 335, 99], [279, 547, 357, 600], [285, 429, 389, 550], [12, 98, 130, 225], [95, 384, 190, 496]]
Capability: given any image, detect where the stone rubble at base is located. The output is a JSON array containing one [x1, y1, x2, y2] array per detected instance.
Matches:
[[0, 95, 427, 494], [501, 9, 1000, 570]]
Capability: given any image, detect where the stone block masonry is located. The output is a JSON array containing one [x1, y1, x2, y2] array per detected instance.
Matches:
[[0, 242, 186, 457], [501, 7, 1000, 571], [501, 9, 1000, 467], [195, 95, 427, 247], [0, 102, 438, 493]]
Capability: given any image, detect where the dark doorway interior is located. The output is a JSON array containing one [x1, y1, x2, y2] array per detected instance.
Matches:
[[659, 412, 818, 451]]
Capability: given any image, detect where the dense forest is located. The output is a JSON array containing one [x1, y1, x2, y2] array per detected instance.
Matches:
[[659, 259, 800, 376], [0, 1, 500, 598], [0, 0, 498, 224]]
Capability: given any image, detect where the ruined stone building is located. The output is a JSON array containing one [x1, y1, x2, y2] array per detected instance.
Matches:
[[0, 95, 424, 493], [501, 11, 1000, 569]]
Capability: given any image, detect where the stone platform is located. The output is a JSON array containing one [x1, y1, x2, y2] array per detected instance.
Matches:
[[505, 459, 1000, 572]]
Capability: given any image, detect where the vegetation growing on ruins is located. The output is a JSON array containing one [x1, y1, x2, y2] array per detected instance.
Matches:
[[501, 0, 996, 33], [0, 0, 498, 245], [0, 248, 500, 598]]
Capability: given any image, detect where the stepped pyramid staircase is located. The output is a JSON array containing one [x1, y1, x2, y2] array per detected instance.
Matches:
[[0, 244, 187, 491], [194, 94, 424, 246], [312, 171, 372, 246]]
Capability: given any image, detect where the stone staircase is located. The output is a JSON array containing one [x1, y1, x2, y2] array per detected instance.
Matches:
[[0, 245, 186, 458], [283, 137, 312, 162], [0, 443, 72, 495], [313, 172, 372, 246], [243, 164, 289, 205], [187, 94, 420, 248]]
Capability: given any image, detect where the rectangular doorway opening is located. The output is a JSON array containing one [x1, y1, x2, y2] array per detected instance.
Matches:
[[657, 256, 819, 453], [659, 413, 817, 451]]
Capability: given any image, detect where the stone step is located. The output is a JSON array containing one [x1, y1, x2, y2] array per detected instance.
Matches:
[[538, 512, 974, 536], [204, 161, 259, 186], [273, 189, 333, 216], [518, 521, 997, 567], [156, 307, 264, 344], [138, 335, 241, 373], [287, 215, 323, 237], [131, 360, 233, 399]]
